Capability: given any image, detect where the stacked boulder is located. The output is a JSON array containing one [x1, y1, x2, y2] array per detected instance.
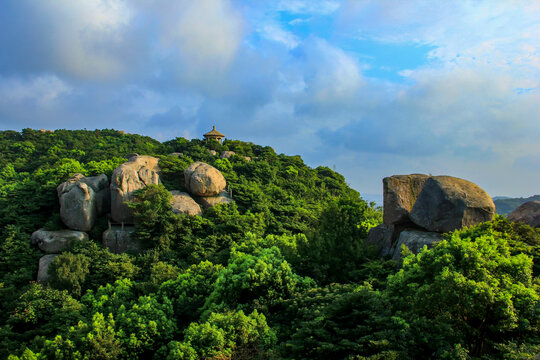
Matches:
[[184, 162, 233, 209], [368, 174, 495, 259], [32, 229, 89, 283], [110, 155, 160, 224], [57, 173, 110, 231]]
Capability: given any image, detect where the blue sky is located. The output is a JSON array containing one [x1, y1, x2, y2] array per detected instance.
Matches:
[[1, 0, 539, 197]]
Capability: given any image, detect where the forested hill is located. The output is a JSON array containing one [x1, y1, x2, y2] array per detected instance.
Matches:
[[1, 129, 539, 359], [494, 195, 540, 215]]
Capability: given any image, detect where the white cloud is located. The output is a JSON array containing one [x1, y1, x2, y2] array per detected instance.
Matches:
[[259, 24, 300, 49], [0, 75, 73, 108], [277, 0, 341, 15]]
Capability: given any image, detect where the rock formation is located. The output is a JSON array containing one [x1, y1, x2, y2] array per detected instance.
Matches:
[[197, 191, 234, 209], [184, 162, 226, 197], [507, 201, 540, 228], [383, 174, 428, 225], [37, 254, 58, 283], [410, 176, 495, 233], [391, 230, 443, 260], [368, 174, 494, 259], [31, 229, 89, 253], [57, 173, 109, 231], [220, 151, 236, 159], [110, 155, 160, 224], [170, 191, 202, 216], [102, 225, 144, 254]]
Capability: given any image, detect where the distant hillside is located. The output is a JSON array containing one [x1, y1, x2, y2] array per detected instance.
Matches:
[[494, 195, 540, 215]]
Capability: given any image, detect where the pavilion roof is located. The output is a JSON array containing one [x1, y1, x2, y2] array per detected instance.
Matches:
[[204, 126, 225, 137]]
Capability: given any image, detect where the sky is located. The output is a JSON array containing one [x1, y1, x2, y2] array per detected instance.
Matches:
[[1, 0, 539, 197]]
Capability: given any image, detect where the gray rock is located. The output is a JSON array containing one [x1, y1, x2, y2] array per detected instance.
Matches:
[[507, 201, 540, 228], [365, 224, 394, 257], [197, 191, 234, 209], [31, 229, 89, 253], [110, 156, 160, 224], [57, 173, 109, 231], [170, 191, 202, 216], [184, 162, 226, 197], [220, 151, 236, 159], [209, 150, 217, 156], [37, 254, 58, 283], [383, 174, 429, 225], [392, 229, 443, 260], [410, 176, 495, 233], [169, 152, 183, 158], [102, 226, 145, 254], [125, 153, 139, 160]]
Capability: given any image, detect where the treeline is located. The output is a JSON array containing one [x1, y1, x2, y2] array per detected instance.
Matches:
[[0, 129, 538, 359]]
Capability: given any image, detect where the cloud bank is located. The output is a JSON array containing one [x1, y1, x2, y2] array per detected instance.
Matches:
[[1, 0, 539, 196]]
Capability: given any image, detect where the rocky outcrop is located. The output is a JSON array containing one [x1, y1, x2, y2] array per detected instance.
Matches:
[[366, 224, 394, 257], [383, 174, 428, 225], [184, 162, 226, 197], [410, 176, 495, 233], [111, 156, 160, 224], [209, 150, 217, 156], [372, 174, 494, 259], [102, 226, 145, 254], [37, 254, 58, 283], [220, 151, 236, 159], [57, 173, 110, 231], [197, 191, 234, 209], [507, 201, 540, 228], [391, 230, 442, 260], [170, 191, 202, 216], [31, 229, 89, 253], [169, 152, 183, 158]]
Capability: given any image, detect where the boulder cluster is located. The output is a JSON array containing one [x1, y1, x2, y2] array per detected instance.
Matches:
[[367, 174, 496, 259], [507, 201, 540, 228], [33, 155, 234, 282]]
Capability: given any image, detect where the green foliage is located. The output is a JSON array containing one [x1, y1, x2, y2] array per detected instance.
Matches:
[[386, 231, 540, 358], [166, 310, 276, 360], [204, 247, 316, 315], [48, 252, 91, 297]]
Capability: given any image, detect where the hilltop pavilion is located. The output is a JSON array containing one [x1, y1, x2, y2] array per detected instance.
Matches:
[[203, 126, 226, 144]]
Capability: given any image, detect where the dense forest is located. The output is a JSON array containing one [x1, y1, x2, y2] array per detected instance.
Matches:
[[0, 129, 538, 359]]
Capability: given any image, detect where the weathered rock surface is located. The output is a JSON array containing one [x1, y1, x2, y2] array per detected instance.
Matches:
[[392, 229, 443, 260], [383, 174, 429, 226], [37, 254, 58, 283], [111, 156, 160, 224], [220, 151, 236, 159], [169, 152, 183, 158], [209, 150, 217, 156], [57, 173, 109, 231], [366, 224, 394, 257], [170, 191, 202, 216], [31, 229, 89, 253], [102, 226, 144, 254], [184, 162, 226, 197], [410, 176, 495, 233], [198, 191, 234, 209], [507, 201, 540, 228]]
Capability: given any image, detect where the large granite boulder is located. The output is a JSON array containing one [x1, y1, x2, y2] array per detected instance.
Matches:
[[383, 174, 429, 225], [37, 254, 58, 283], [410, 176, 495, 233], [198, 191, 234, 209], [184, 162, 226, 197], [102, 226, 145, 254], [507, 201, 540, 228], [365, 224, 394, 257], [170, 191, 202, 216], [57, 173, 110, 231], [392, 229, 443, 260], [220, 151, 236, 159], [31, 229, 89, 253], [111, 156, 160, 224]]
